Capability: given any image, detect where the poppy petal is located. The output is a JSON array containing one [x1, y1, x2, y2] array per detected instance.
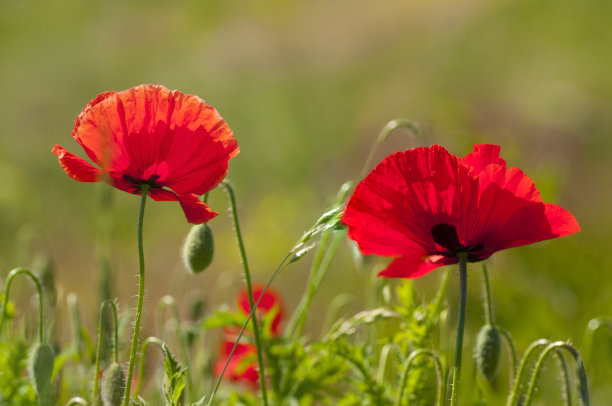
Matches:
[[52, 145, 102, 182], [378, 252, 456, 279], [460, 144, 506, 174], [148, 189, 218, 224]]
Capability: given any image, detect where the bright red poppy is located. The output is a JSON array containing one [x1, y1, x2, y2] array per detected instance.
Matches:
[[237, 285, 284, 335], [342, 144, 580, 279], [52, 84, 239, 224]]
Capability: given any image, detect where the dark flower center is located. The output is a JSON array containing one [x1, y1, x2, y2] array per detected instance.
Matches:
[[122, 174, 162, 192], [431, 223, 485, 262]]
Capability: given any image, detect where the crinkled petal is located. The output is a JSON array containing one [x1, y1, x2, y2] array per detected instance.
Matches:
[[148, 189, 218, 224], [460, 144, 506, 174], [378, 252, 456, 279], [52, 145, 103, 182]]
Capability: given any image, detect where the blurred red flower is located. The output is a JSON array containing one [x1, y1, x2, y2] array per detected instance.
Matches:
[[343, 144, 580, 278], [237, 285, 284, 335], [215, 286, 284, 386], [52, 84, 239, 224], [213, 341, 259, 388]]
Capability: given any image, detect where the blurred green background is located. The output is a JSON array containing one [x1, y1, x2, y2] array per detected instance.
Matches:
[[1, 0, 611, 401]]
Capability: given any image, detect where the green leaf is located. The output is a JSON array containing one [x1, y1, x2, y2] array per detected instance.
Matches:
[[162, 344, 187, 406]]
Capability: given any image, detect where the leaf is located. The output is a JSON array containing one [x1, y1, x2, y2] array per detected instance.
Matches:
[[162, 344, 187, 406], [201, 308, 247, 330]]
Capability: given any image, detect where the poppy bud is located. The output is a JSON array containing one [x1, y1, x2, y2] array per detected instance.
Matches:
[[101, 363, 125, 406], [28, 343, 54, 395], [474, 324, 502, 381], [183, 223, 214, 273]]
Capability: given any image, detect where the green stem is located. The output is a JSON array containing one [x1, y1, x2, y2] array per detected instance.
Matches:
[[554, 350, 572, 406], [0, 267, 44, 343], [450, 254, 468, 406], [123, 186, 149, 406], [497, 326, 519, 381], [360, 119, 419, 178], [288, 230, 345, 340], [93, 300, 119, 403], [481, 264, 494, 325], [523, 341, 590, 406], [222, 181, 269, 406], [506, 339, 549, 406], [396, 349, 444, 406], [134, 336, 165, 398]]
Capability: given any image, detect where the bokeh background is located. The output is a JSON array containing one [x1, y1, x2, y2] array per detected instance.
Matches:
[[1, 0, 611, 401]]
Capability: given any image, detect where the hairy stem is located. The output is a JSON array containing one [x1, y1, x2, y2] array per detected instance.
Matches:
[[450, 254, 468, 406]]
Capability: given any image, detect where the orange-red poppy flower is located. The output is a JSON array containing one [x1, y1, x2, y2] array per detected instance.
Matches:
[[53, 84, 238, 224], [343, 144, 580, 278]]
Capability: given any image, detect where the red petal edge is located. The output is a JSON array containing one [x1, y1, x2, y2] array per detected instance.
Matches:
[[148, 189, 218, 224], [52, 145, 102, 182]]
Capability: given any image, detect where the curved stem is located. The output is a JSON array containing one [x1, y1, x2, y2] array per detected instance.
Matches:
[[396, 349, 443, 406], [523, 341, 590, 406], [222, 181, 269, 406], [122, 186, 149, 406], [497, 326, 519, 382], [93, 300, 120, 402], [481, 264, 494, 325], [65, 397, 88, 406], [207, 251, 294, 406], [134, 336, 165, 398], [450, 254, 468, 406], [506, 339, 550, 406], [360, 119, 419, 178], [0, 267, 44, 343], [582, 318, 612, 361], [377, 343, 400, 384], [554, 350, 572, 406]]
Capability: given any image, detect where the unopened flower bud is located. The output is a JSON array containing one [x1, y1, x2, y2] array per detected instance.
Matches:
[[183, 223, 214, 274], [101, 363, 125, 406], [474, 324, 502, 381], [28, 343, 54, 395]]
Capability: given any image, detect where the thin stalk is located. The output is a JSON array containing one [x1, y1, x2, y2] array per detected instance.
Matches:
[[450, 254, 468, 406], [207, 251, 294, 406], [289, 230, 345, 339], [396, 349, 444, 406], [481, 264, 494, 325], [506, 339, 550, 406], [222, 181, 268, 406], [497, 326, 519, 380], [554, 350, 572, 406], [0, 267, 44, 343], [377, 343, 399, 384], [123, 185, 149, 406], [523, 341, 590, 406], [360, 119, 419, 178], [134, 336, 165, 398], [92, 300, 120, 402]]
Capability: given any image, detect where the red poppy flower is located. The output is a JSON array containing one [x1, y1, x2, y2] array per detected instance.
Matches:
[[52, 84, 239, 224], [214, 340, 259, 387], [342, 144, 580, 279], [237, 285, 284, 336]]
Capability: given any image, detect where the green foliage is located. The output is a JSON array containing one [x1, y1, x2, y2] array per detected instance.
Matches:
[[162, 344, 187, 406], [0, 340, 37, 406]]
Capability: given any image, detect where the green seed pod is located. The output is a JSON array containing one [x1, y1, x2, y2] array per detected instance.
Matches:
[[101, 363, 125, 406], [182, 223, 214, 273], [28, 343, 54, 395], [474, 324, 502, 381]]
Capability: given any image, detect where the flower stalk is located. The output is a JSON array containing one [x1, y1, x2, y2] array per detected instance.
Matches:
[[222, 181, 269, 406], [450, 253, 468, 406], [0, 267, 45, 344], [123, 185, 149, 406]]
